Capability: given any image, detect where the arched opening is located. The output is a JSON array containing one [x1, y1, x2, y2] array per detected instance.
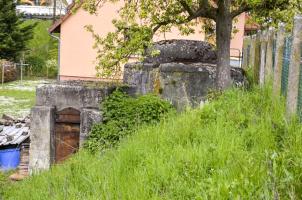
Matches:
[[55, 107, 80, 163]]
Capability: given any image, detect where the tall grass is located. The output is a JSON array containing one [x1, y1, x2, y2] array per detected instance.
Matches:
[[3, 85, 302, 199]]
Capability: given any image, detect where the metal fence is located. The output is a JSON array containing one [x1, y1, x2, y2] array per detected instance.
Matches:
[[281, 36, 292, 97], [297, 49, 302, 118]]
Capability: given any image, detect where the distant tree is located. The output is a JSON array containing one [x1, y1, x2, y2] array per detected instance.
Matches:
[[82, 0, 296, 90], [0, 0, 35, 61]]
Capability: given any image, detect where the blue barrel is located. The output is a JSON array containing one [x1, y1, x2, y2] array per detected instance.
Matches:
[[0, 148, 20, 170]]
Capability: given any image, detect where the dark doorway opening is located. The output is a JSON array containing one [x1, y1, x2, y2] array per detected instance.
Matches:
[[55, 107, 80, 163]]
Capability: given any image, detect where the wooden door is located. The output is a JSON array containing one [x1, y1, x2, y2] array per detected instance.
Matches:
[[55, 108, 80, 163]]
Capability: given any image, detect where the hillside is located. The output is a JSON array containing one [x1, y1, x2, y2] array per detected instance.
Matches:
[[3, 86, 302, 199]]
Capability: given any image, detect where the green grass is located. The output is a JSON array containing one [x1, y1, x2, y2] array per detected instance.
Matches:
[[0, 89, 35, 117], [3, 85, 302, 199], [0, 81, 36, 118], [0, 79, 53, 118]]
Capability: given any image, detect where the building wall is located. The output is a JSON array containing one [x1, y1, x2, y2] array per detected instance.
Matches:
[[231, 13, 246, 58], [59, 2, 246, 81]]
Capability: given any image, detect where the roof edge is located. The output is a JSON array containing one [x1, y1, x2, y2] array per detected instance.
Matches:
[[48, 2, 79, 33]]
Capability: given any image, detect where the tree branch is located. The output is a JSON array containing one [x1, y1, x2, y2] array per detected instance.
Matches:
[[153, 0, 217, 35], [231, 4, 252, 18], [179, 0, 195, 16]]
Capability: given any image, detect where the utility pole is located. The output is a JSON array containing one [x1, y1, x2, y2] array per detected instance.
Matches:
[[1, 60, 4, 88], [53, 0, 56, 23]]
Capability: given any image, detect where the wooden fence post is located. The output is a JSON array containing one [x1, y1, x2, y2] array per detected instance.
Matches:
[[265, 28, 275, 82], [286, 15, 302, 117], [273, 23, 286, 96]]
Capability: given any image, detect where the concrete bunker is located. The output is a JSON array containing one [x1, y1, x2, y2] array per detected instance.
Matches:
[[29, 82, 119, 172], [29, 40, 246, 173]]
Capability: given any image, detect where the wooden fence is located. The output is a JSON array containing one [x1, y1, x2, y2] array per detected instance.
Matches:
[[242, 15, 302, 119]]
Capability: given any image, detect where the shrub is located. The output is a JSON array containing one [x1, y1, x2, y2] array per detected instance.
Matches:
[[84, 89, 175, 153]]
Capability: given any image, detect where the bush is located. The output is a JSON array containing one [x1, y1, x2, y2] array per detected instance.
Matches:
[[84, 90, 175, 153]]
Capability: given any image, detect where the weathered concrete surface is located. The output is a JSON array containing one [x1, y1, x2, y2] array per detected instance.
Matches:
[[29, 106, 55, 173], [124, 62, 246, 110], [273, 23, 286, 96], [265, 28, 275, 82], [254, 32, 261, 83], [145, 40, 217, 64], [36, 81, 137, 111], [259, 30, 268, 86], [286, 16, 302, 117], [80, 108, 102, 146], [242, 36, 252, 69], [36, 81, 118, 111]]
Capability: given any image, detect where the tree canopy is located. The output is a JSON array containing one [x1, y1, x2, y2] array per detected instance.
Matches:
[[80, 0, 299, 89], [0, 0, 35, 61]]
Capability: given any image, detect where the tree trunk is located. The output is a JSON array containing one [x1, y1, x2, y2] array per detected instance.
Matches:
[[216, 1, 232, 90]]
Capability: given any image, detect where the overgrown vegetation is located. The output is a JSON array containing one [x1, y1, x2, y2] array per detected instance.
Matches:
[[84, 90, 175, 153], [4, 85, 302, 199]]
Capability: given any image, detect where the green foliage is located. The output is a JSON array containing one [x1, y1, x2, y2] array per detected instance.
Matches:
[[0, 0, 35, 61], [4, 85, 302, 199], [250, 0, 302, 30], [84, 90, 175, 153], [23, 20, 58, 78], [78, 0, 295, 79]]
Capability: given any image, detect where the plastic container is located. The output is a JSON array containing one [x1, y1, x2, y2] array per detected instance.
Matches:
[[0, 148, 20, 170]]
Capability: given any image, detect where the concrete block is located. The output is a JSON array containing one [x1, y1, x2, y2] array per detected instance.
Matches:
[[273, 23, 286, 96], [80, 108, 102, 146], [260, 30, 268, 86], [29, 106, 55, 174], [265, 28, 275, 82], [286, 15, 302, 117]]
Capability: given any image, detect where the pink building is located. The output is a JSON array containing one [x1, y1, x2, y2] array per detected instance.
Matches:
[[49, 2, 248, 81]]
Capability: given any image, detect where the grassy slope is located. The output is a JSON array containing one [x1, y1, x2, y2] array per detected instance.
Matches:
[[4, 86, 302, 199]]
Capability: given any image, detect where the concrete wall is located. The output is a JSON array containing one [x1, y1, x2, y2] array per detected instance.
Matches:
[[124, 62, 246, 110]]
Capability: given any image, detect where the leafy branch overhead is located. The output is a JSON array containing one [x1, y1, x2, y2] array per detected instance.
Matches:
[[80, 0, 296, 89]]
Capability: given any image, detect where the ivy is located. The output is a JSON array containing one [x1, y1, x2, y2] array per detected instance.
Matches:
[[84, 89, 175, 153]]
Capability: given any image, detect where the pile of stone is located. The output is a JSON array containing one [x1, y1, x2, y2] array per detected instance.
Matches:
[[0, 114, 30, 128], [0, 60, 18, 83], [0, 114, 30, 147]]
